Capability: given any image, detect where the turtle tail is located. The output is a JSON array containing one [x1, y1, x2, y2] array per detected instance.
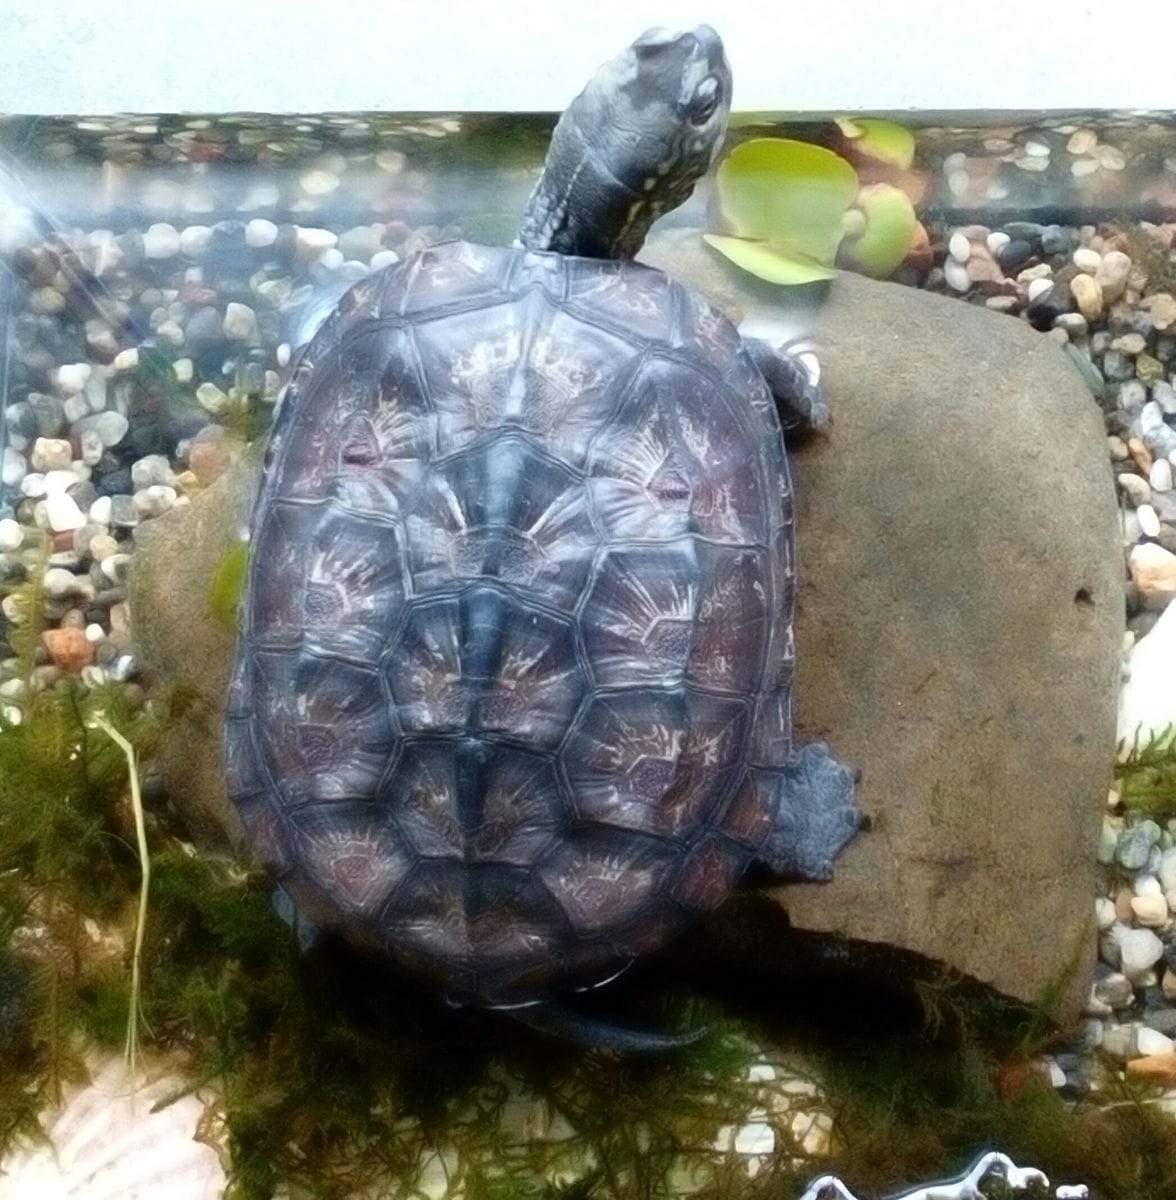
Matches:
[[511, 1000, 707, 1054]]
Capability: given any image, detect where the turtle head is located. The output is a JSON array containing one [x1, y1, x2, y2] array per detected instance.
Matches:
[[519, 26, 731, 259]]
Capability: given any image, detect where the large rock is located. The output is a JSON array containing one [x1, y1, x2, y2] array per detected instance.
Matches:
[[130, 244, 1122, 1021], [642, 234, 1121, 1020]]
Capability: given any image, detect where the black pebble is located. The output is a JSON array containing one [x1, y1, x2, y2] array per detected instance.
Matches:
[[996, 239, 1035, 271]]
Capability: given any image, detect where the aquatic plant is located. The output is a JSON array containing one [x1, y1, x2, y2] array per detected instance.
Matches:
[[705, 125, 921, 286], [1115, 724, 1176, 821]]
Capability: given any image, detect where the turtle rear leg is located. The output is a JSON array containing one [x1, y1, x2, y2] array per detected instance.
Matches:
[[753, 742, 860, 882], [743, 336, 830, 433]]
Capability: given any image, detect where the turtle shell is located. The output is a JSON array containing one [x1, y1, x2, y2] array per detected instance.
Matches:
[[226, 240, 797, 1007]]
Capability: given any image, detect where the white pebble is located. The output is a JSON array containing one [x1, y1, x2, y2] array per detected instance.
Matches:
[[0, 518, 23, 552], [2, 446, 26, 488], [1159, 847, 1176, 891], [43, 469, 80, 496], [986, 230, 1010, 255], [245, 218, 278, 248], [1151, 459, 1173, 492], [180, 224, 212, 257], [944, 259, 970, 293], [133, 485, 177, 517], [1139, 1027, 1176, 1056], [276, 343, 291, 369], [54, 363, 91, 395], [173, 358, 194, 384], [84, 374, 107, 413], [948, 231, 972, 264], [131, 454, 173, 489], [1138, 504, 1161, 538], [1073, 246, 1102, 274], [223, 302, 259, 341], [1095, 896, 1117, 931], [45, 493, 85, 533], [296, 227, 337, 258], [85, 623, 105, 643], [41, 566, 85, 598], [318, 247, 345, 272], [1027, 277, 1054, 302], [369, 249, 400, 272], [89, 495, 112, 525], [1119, 926, 1165, 976], [111, 347, 139, 372], [93, 411, 129, 448], [1136, 873, 1164, 897], [143, 222, 181, 258], [1118, 472, 1151, 506], [1155, 380, 1176, 414], [1023, 139, 1051, 158], [1140, 401, 1165, 434], [20, 473, 45, 499]]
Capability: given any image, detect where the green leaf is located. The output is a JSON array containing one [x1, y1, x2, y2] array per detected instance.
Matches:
[[835, 117, 916, 169], [840, 183, 918, 277], [703, 234, 838, 285], [713, 138, 859, 265]]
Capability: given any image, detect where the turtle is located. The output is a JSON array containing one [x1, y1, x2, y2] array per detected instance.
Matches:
[[225, 24, 860, 1052]]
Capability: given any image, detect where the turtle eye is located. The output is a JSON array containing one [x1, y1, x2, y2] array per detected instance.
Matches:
[[689, 76, 722, 125]]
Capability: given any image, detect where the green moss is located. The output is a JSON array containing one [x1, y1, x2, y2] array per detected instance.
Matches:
[[1116, 725, 1176, 821], [3, 642, 1176, 1196]]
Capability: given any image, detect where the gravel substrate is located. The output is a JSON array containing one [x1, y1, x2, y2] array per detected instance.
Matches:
[[3, 112, 1176, 1118]]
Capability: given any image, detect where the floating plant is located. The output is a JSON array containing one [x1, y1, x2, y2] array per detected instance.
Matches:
[[705, 127, 922, 285]]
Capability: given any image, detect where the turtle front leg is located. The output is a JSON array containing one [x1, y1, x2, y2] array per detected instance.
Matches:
[[754, 743, 860, 882], [742, 336, 830, 433]]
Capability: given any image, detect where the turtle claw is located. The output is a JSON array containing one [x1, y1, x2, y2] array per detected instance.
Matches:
[[754, 742, 860, 882], [743, 335, 830, 433]]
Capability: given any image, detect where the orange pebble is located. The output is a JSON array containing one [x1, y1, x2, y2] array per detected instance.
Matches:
[[40, 626, 95, 673]]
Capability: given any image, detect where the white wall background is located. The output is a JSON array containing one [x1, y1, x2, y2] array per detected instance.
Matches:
[[0, 0, 1174, 115]]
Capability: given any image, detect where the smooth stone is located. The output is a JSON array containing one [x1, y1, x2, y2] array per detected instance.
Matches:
[[1120, 927, 1165, 976], [1118, 378, 1148, 413], [1119, 599, 1176, 751], [1092, 971, 1134, 1009], [1155, 380, 1176, 414], [2, 446, 26, 488], [1138, 504, 1162, 537], [180, 225, 212, 257], [1073, 247, 1103, 273], [130, 454, 172, 489], [1132, 893, 1170, 927], [223, 302, 259, 341], [132, 485, 177, 517], [1071, 272, 1104, 321], [131, 259, 1124, 1021], [30, 437, 73, 472], [0, 518, 23, 551], [143, 223, 181, 258], [948, 231, 971, 264], [196, 382, 230, 414], [1119, 472, 1150, 506], [245, 218, 279, 248], [45, 493, 86, 533], [1095, 896, 1117, 931], [1129, 542, 1176, 608], [1161, 847, 1176, 892], [1138, 1027, 1176, 1056], [944, 259, 970, 292], [370, 249, 400, 272], [1099, 250, 1133, 304], [1103, 1023, 1138, 1060]]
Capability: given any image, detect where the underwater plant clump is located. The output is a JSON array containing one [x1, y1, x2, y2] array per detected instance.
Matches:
[[1114, 726, 1176, 822]]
